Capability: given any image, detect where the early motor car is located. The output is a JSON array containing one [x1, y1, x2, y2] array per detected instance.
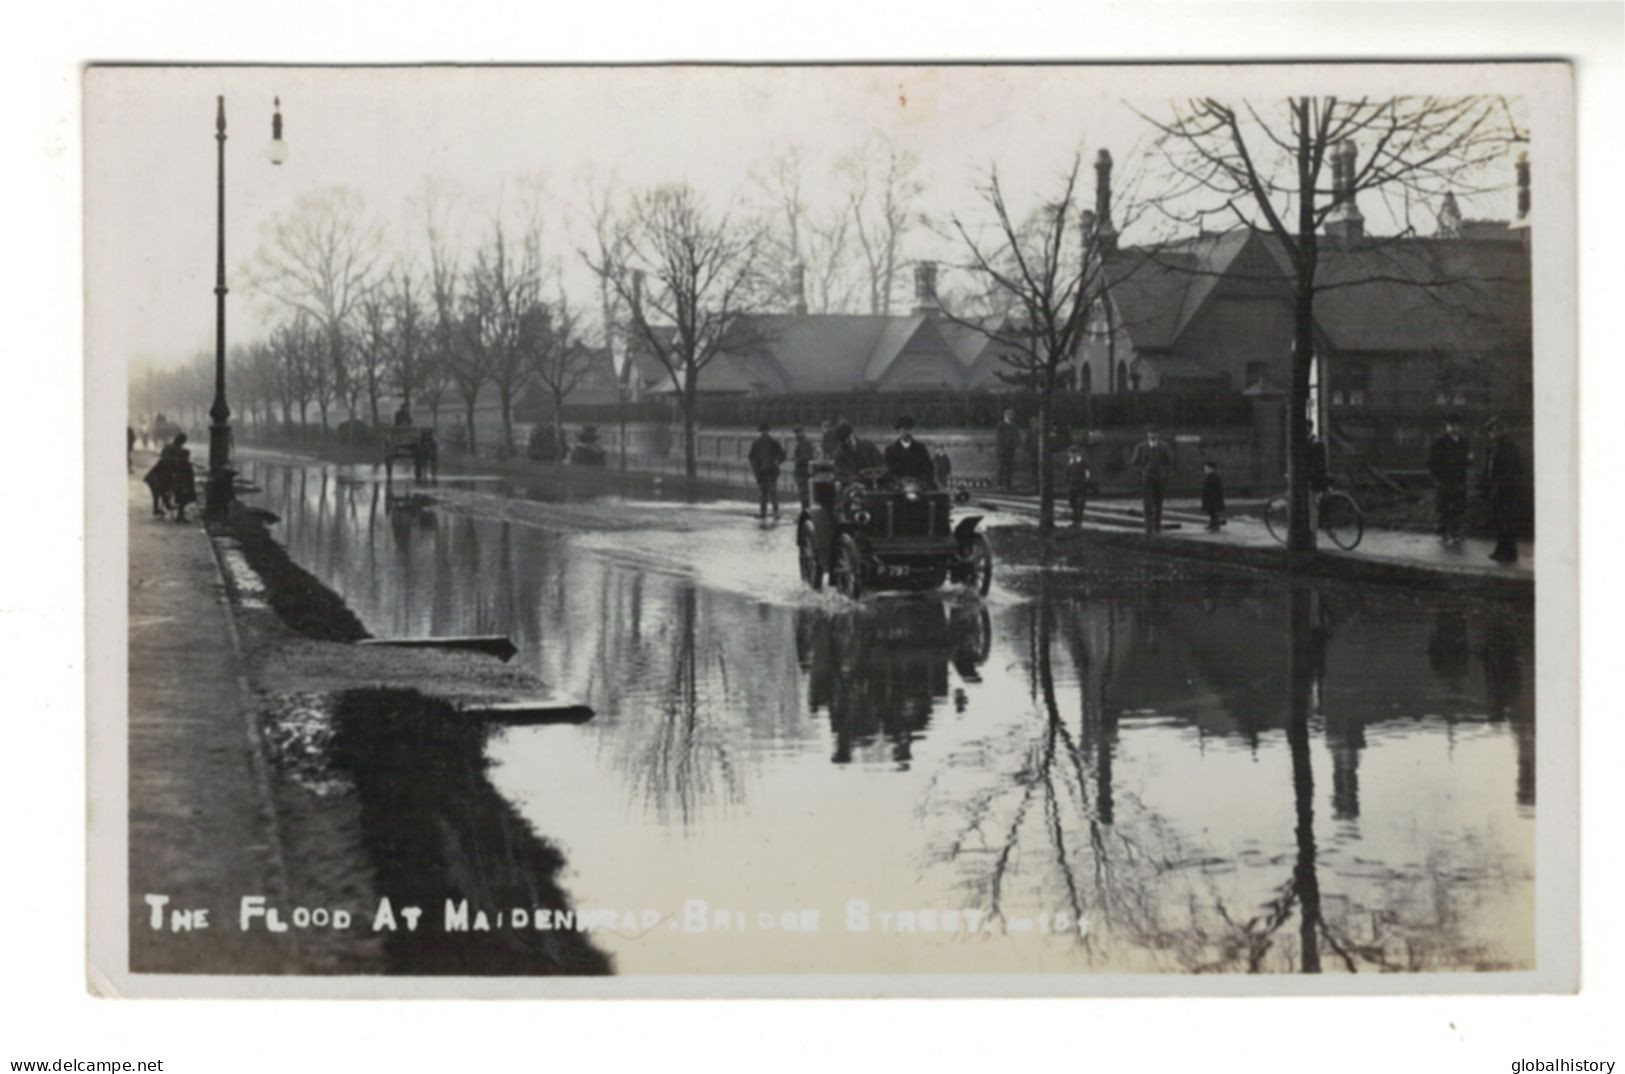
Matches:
[[796, 464, 992, 599]]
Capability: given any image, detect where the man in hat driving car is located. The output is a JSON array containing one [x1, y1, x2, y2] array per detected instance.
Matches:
[[884, 415, 936, 487]]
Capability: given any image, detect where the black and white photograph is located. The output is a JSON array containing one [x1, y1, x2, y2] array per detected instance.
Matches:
[[83, 60, 1577, 997]]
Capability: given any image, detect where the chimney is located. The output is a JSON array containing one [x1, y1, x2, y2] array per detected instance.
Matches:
[[1436, 192, 1463, 238], [913, 261, 940, 315], [1324, 140, 1365, 244], [1093, 149, 1118, 254], [1513, 151, 1531, 227], [789, 261, 808, 316]]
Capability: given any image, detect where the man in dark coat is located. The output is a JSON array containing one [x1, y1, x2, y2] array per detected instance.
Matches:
[[831, 422, 884, 484], [1129, 426, 1176, 534], [1428, 415, 1472, 545], [747, 423, 787, 519], [1201, 461, 1227, 532], [994, 409, 1020, 491], [1481, 417, 1524, 563], [790, 426, 816, 508], [884, 416, 936, 486], [1064, 444, 1092, 527]]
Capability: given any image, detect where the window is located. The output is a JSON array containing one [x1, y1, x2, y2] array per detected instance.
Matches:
[[1330, 362, 1369, 406]]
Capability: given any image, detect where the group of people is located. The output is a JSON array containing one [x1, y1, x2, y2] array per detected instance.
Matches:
[[1429, 414, 1526, 563], [141, 432, 199, 523], [746, 417, 954, 520]]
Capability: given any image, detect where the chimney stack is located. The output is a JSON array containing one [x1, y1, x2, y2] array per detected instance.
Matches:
[[1093, 149, 1118, 254], [1324, 140, 1365, 244], [1435, 192, 1463, 238], [789, 261, 808, 316], [1515, 151, 1531, 226], [913, 261, 940, 316]]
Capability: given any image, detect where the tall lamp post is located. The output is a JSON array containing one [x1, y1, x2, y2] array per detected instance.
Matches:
[[205, 95, 289, 517]]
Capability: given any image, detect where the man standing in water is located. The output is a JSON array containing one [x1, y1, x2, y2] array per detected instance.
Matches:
[[748, 423, 787, 520], [1130, 425, 1176, 534], [1428, 414, 1471, 545]]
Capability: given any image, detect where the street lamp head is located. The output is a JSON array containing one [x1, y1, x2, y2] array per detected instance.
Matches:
[[265, 96, 290, 166]]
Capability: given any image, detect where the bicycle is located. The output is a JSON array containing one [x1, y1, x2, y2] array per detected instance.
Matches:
[[1263, 486, 1364, 551]]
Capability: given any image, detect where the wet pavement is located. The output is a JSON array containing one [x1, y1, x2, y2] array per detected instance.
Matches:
[[235, 452, 1535, 976]]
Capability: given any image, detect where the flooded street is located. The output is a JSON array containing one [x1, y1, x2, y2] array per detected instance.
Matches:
[[242, 454, 1535, 975]]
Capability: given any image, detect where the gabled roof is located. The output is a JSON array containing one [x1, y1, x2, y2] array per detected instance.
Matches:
[[1103, 226, 1530, 357]]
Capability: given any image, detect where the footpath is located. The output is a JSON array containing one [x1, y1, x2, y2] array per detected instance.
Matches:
[[976, 489, 1534, 598], [125, 460, 301, 974]]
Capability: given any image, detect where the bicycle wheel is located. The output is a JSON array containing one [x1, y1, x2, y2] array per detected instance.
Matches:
[[1263, 496, 1290, 546], [1319, 491, 1364, 550]]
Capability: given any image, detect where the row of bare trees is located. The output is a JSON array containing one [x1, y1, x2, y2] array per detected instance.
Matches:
[[159, 96, 1518, 545]]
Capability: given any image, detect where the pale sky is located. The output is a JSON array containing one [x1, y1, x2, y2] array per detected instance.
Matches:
[[84, 64, 1534, 375]]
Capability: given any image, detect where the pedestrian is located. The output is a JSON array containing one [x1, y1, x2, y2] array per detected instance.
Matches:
[[884, 416, 936, 485], [1201, 460, 1227, 532], [1481, 416, 1524, 563], [747, 423, 787, 519], [994, 409, 1020, 492], [167, 434, 198, 523], [1427, 414, 1472, 545], [790, 426, 815, 508], [394, 401, 413, 427], [1130, 425, 1176, 534], [932, 444, 953, 489], [1064, 444, 1092, 527], [141, 445, 173, 517], [126, 425, 136, 472]]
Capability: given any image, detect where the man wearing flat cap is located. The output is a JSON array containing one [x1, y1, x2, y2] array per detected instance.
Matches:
[[748, 422, 787, 519], [831, 421, 884, 484], [1130, 424, 1176, 534], [885, 416, 936, 486]]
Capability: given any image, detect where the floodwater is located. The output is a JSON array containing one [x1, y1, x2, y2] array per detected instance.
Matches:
[[241, 455, 1535, 976]]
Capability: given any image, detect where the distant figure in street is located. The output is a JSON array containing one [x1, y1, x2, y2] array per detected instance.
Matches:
[[830, 422, 884, 484], [126, 425, 136, 472], [1130, 425, 1176, 534], [1428, 415, 1471, 545], [932, 445, 953, 489], [884, 416, 936, 486], [1201, 460, 1227, 532], [748, 423, 786, 519], [790, 426, 815, 508], [394, 401, 413, 427], [1064, 444, 1092, 527], [1481, 416, 1524, 563], [994, 409, 1021, 491]]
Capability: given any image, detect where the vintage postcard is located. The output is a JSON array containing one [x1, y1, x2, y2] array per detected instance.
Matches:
[[85, 61, 1577, 997]]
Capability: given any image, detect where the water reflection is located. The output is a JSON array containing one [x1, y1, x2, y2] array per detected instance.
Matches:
[[798, 602, 991, 767], [241, 455, 1536, 975]]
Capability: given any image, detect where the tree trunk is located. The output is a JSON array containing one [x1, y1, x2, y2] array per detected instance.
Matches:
[[1036, 380, 1056, 532], [681, 367, 698, 479], [499, 387, 515, 457], [464, 400, 479, 456], [368, 386, 381, 428], [1287, 282, 1317, 552]]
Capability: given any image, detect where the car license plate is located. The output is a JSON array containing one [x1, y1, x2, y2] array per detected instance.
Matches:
[[878, 565, 914, 578]]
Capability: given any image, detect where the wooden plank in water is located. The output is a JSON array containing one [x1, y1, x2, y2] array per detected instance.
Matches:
[[459, 702, 595, 725], [359, 635, 519, 661]]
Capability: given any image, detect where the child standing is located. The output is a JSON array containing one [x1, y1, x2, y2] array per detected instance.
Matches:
[[1201, 461, 1226, 532], [1064, 445, 1093, 528]]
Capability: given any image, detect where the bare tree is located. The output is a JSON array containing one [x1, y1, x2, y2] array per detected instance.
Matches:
[[421, 183, 485, 451], [386, 264, 427, 415], [1142, 96, 1518, 550], [838, 133, 925, 315], [353, 292, 392, 427], [460, 215, 544, 456], [944, 153, 1129, 531], [583, 182, 773, 478], [526, 285, 593, 451], [246, 186, 389, 438]]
